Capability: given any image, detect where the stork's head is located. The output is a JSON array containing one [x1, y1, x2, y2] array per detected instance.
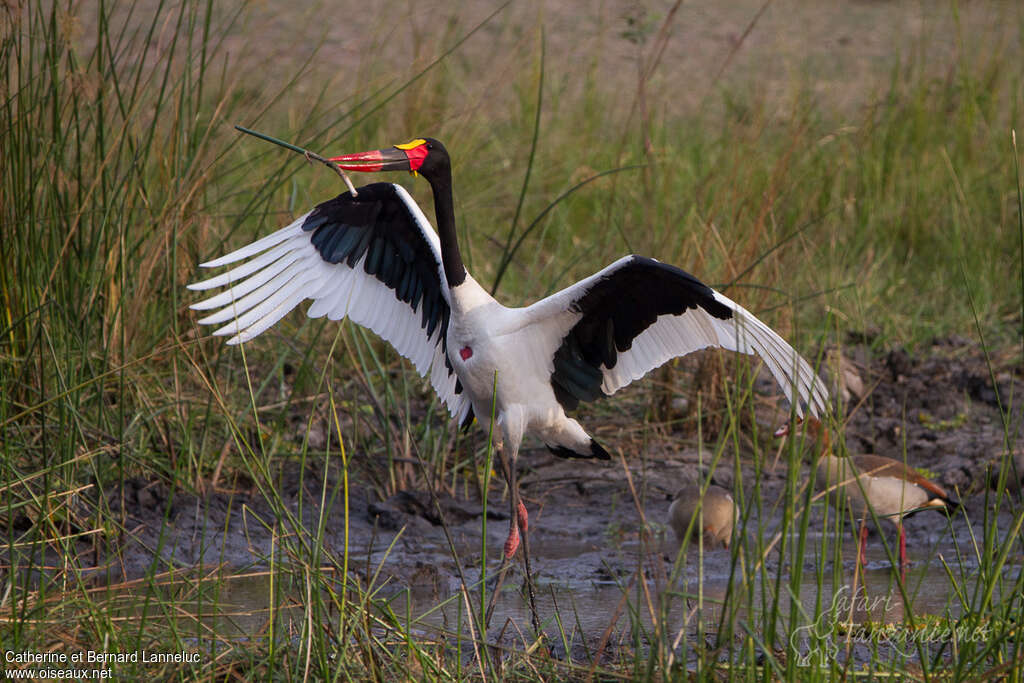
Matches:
[[330, 138, 450, 185]]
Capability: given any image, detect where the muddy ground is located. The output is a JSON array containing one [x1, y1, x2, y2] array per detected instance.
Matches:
[[64, 335, 1022, 609]]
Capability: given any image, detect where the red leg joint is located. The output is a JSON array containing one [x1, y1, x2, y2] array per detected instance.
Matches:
[[504, 523, 520, 559]]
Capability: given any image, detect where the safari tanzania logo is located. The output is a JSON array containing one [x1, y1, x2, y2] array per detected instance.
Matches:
[[789, 585, 990, 666]]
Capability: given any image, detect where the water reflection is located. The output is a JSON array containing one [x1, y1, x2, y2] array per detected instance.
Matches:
[[108, 541, 1004, 668]]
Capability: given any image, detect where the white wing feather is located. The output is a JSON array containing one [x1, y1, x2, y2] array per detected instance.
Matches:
[[525, 256, 828, 417], [599, 292, 827, 417], [188, 185, 471, 424]]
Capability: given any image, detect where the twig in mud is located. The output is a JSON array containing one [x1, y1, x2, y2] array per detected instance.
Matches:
[[234, 125, 359, 197]]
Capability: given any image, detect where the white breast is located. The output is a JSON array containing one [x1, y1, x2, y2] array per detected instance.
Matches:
[[445, 276, 580, 440]]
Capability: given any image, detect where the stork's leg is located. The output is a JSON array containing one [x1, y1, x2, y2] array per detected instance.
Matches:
[[519, 507, 543, 638], [484, 554, 511, 630], [506, 444, 543, 638], [483, 469, 520, 629], [484, 454, 516, 630], [484, 438, 541, 637]]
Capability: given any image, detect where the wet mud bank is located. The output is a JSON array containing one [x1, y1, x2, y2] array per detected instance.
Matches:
[[24, 338, 1024, 596]]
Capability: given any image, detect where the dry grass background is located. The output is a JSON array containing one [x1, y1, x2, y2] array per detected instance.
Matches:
[[3, 1, 1023, 679]]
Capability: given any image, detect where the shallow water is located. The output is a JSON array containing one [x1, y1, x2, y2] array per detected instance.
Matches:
[[425, 553, 978, 643], [121, 531, 1006, 669]]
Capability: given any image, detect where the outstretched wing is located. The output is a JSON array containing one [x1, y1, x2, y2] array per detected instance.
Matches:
[[525, 255, 828, 416], [188, 182, 472, 425]]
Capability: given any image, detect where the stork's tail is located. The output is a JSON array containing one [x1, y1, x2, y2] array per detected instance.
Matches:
[[547, 439, 610, 460]]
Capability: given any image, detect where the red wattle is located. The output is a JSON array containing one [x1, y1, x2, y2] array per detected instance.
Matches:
[[404, 144, 429, 172]]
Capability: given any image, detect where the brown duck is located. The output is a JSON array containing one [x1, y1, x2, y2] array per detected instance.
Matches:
[[669, 484, 738, 549], [775, 417, 957, 572]]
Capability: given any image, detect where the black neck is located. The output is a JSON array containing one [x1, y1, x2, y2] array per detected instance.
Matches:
[[429, 172, 466, 288]]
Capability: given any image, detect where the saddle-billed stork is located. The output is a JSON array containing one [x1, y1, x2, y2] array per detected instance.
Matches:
[[775, 417, 957, 576], [190, 137, 828, 627]]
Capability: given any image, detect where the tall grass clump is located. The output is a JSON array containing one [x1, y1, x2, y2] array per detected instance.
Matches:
[[0, 1, 469, 677]]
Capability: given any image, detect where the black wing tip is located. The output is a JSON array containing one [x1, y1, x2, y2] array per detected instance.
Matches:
[[547, 439, 610, 460]]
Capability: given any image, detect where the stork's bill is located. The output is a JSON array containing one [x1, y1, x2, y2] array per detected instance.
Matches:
[[330, 139, 430, 174]]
